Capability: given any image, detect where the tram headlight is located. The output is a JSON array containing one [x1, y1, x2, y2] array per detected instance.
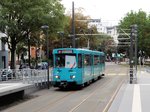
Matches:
[[55, 75, 60, 79], [70, 75, 75, 79]]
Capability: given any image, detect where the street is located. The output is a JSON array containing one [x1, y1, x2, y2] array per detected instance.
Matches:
[[0, 1, 150, 112], [1, 62, 129, 112]]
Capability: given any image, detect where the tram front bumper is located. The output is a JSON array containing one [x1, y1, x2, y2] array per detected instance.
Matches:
[[52, 81, 76, 87]]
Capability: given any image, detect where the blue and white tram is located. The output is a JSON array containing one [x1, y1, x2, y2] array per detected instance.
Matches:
[[52, 48, 105, 88]]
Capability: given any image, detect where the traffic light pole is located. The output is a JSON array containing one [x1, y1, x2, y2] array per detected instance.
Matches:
[[130, 28, 134, 84], [134, 25, 138, 73], [130, 24, 138, 84]]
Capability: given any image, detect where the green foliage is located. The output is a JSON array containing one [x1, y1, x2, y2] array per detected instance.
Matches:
[[0, 0, 66, 68], [96, 35, 114, 52], [56, 8, 91, 48], [62, 8, 114, 50], [118, 10, 150, 56]]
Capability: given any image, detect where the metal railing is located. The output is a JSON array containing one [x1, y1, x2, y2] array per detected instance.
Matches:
[[0, 69, 52, 86], [145, 66, 150, 73]]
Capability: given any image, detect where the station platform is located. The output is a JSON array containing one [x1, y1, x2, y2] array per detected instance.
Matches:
[[0, 82, 33, 97], [108, 70, 150, 112]]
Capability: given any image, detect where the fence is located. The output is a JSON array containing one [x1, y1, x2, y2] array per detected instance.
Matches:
[[0, 69, 52, 86], [145, 66, 150, 73]]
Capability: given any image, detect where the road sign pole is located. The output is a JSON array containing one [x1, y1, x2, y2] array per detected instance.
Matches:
[[130, 26, 134, 84]]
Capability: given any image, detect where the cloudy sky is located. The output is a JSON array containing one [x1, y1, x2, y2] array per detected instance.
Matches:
[[61, 0, 150, 26]]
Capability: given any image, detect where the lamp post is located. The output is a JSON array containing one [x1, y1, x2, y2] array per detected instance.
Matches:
[[72, 1, 75, 48], [87, 29, 93, 49], [83, 29, 93, 49], [41, 25, 50, 89], [76, 27, 92, 48], [57, 32, 64, 48]]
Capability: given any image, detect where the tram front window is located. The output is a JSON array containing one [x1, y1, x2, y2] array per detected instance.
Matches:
[[55, 54, 77, 68]]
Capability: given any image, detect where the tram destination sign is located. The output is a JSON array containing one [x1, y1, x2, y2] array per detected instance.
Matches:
[[58, 50, 73, 53]]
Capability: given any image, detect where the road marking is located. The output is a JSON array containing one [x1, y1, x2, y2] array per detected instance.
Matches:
[[69, 91, 95, 112], [69, 77, 113, 112], [139, 84, 150, 86], [102, 78, 125, 112], [132, 84, 141, 112]]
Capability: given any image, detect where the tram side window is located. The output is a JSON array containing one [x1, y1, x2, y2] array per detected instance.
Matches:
[[94, 55, 100, 65], [102, 56, 105, 63], [100, 55, 105, 63], [84, 55, 91, 66], [78, 54, 82, 68]]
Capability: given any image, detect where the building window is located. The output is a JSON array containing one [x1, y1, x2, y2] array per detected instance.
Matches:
[[107, 31, 111, 34]]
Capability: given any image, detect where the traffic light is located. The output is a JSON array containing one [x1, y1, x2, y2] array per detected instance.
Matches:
[[131, 24, 138, 38]]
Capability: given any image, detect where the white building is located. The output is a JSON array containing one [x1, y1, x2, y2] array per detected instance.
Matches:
[[106, 26, 118, 41], [95, 22, 118, 38], [88, 19, 118, 43], [88, 19, 107, 33], [0, 32, 9, 69]]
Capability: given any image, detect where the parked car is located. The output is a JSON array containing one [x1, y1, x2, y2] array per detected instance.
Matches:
[[19, 64, 30, 69], [36, 62, 48, 70], [1, 69, 13, 81]]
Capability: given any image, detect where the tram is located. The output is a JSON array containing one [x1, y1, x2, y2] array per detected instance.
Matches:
[[52, 48, 105, 88]]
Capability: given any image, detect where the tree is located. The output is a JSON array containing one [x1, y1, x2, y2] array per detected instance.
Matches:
[[0, 0, 65, 68], [118, 10, 150, 57], [96, 35, 114, 52], [63, 8, 102, 49], [48, 7, 114, 52]]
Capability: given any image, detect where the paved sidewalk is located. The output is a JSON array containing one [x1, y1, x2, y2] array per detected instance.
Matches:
[[108, 70, 150, 112], [0, 83, 33, 96]]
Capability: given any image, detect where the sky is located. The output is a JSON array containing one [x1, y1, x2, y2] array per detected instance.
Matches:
[[61, 0, 150, 26]]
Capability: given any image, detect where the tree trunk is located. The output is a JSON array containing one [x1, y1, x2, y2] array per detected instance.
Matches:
[[10, 44, 16, 69], [17, 53, 20, 64], [10, 49, 16, 69]]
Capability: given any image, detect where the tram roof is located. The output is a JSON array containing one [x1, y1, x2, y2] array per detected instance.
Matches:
[[53, 48, 105, 55]]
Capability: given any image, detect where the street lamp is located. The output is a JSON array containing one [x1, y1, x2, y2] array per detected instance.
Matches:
[[72, 1, 75, 48], [81, 28, 93, 49], [87, 29, 93, 49], [57, 32, 64, 48], [41, 25, 50, 89]]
